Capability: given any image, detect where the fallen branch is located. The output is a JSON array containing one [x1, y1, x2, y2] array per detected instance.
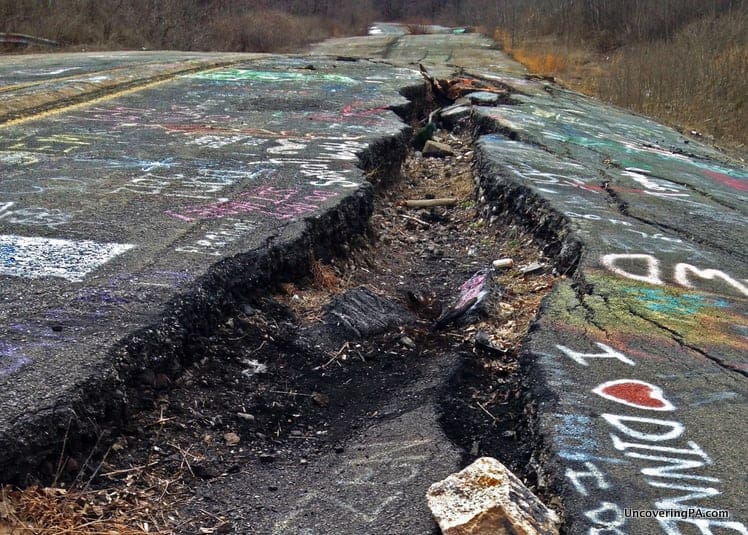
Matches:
[[476, 402, 498, 422], [400, 198, 458, 208], [399, 214, 430, 227], [100, 461, 161, 478], [268, 389, 314, 397]]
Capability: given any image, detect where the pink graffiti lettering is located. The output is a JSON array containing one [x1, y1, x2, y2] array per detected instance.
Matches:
[[341, 101, 390, 117], [166, 185, 338, 222], [704, 170, 748, 192]]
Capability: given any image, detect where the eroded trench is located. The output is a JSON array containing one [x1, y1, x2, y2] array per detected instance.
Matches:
[[3, 82, 567, 534]]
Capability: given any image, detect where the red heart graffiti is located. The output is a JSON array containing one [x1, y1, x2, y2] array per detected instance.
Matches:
[[593, 379, 675, 411]]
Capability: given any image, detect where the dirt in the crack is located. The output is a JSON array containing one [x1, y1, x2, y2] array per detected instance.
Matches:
[[0, 131, 557, 534]]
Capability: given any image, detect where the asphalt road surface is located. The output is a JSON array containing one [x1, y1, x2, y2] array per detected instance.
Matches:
[[1, 25, 747, 535]]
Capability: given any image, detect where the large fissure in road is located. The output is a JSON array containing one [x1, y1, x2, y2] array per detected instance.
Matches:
[[2, 83, 562, 534], [3, 29, 747, 534]]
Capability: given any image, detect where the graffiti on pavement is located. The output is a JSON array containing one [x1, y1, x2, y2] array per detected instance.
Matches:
[[0, 235, 134, 281], [165, 185, 338, 223], [554, 341, 747, 535]]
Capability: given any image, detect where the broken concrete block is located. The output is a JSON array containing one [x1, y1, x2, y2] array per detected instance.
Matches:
[[423, 140, 455, 157], [427, 457, 560, 535], [467, 91, 501, 105], [433, 268, 495, 330], [520, 262, 546, 275]]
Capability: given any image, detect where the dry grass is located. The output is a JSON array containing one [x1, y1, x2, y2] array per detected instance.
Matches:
[[0, 485, 158, 534], [310, 252, 339, 291], [493, 29, 568, 76], [490, 7, 748, 153], [274, 252, 342, 323], [598, 11, 747, 149], [405, 24, 431, 35]]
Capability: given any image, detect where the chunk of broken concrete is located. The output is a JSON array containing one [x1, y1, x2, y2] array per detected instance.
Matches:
[[520, 262, 545, 275], [427, 457, 560, 535], [467, 91, 501, 105], [423, 140, 455, 157], [433, 268, 495, 330]]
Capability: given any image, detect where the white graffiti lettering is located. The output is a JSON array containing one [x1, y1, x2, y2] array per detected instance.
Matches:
[[176, 218, 258, 256], [0, 235, 134, 282], [611, 436, 713, 462], [601, 253, 748, 296], [556, 342, 636, 367], [565, 211, 634, 226], [625, 229, 686, 244], [601, 414, 685, 442], [566, 462, 611, 497], [674, 264, 748, 297], [621, 170, 690, 199], [636, 454, 719, 483], [110, 173, 234, 199], [584, 501, 627, 535], [601, 253, 663, 285], [267, 139, 307, 155], [647, 480, 721, 511], [0, 201, 72, 228]]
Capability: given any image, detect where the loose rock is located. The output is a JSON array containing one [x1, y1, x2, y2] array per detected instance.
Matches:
[[519, 262, 545, 275], [223, 432, 240, 446], [423, 140, 456, 157], [259, 453, 275, 463], [311, 391, 330, 407], [427, 457, 560, 535]]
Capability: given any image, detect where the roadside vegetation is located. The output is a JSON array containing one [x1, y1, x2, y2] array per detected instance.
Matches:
[[475, 0, 747, 153], [0, 0, 377, 52]]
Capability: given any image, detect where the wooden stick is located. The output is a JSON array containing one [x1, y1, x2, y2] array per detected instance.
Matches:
[[401, 198, 458, 208], [400, 214, 430, 227]]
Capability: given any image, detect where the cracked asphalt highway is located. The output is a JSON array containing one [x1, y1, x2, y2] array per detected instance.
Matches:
[[1, 25, 747, 534]]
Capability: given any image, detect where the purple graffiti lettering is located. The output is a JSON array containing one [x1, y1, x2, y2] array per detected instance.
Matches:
[[75, 288, 130, 305], [0, 341, 30, 377], [274, 202, 319, 219]]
